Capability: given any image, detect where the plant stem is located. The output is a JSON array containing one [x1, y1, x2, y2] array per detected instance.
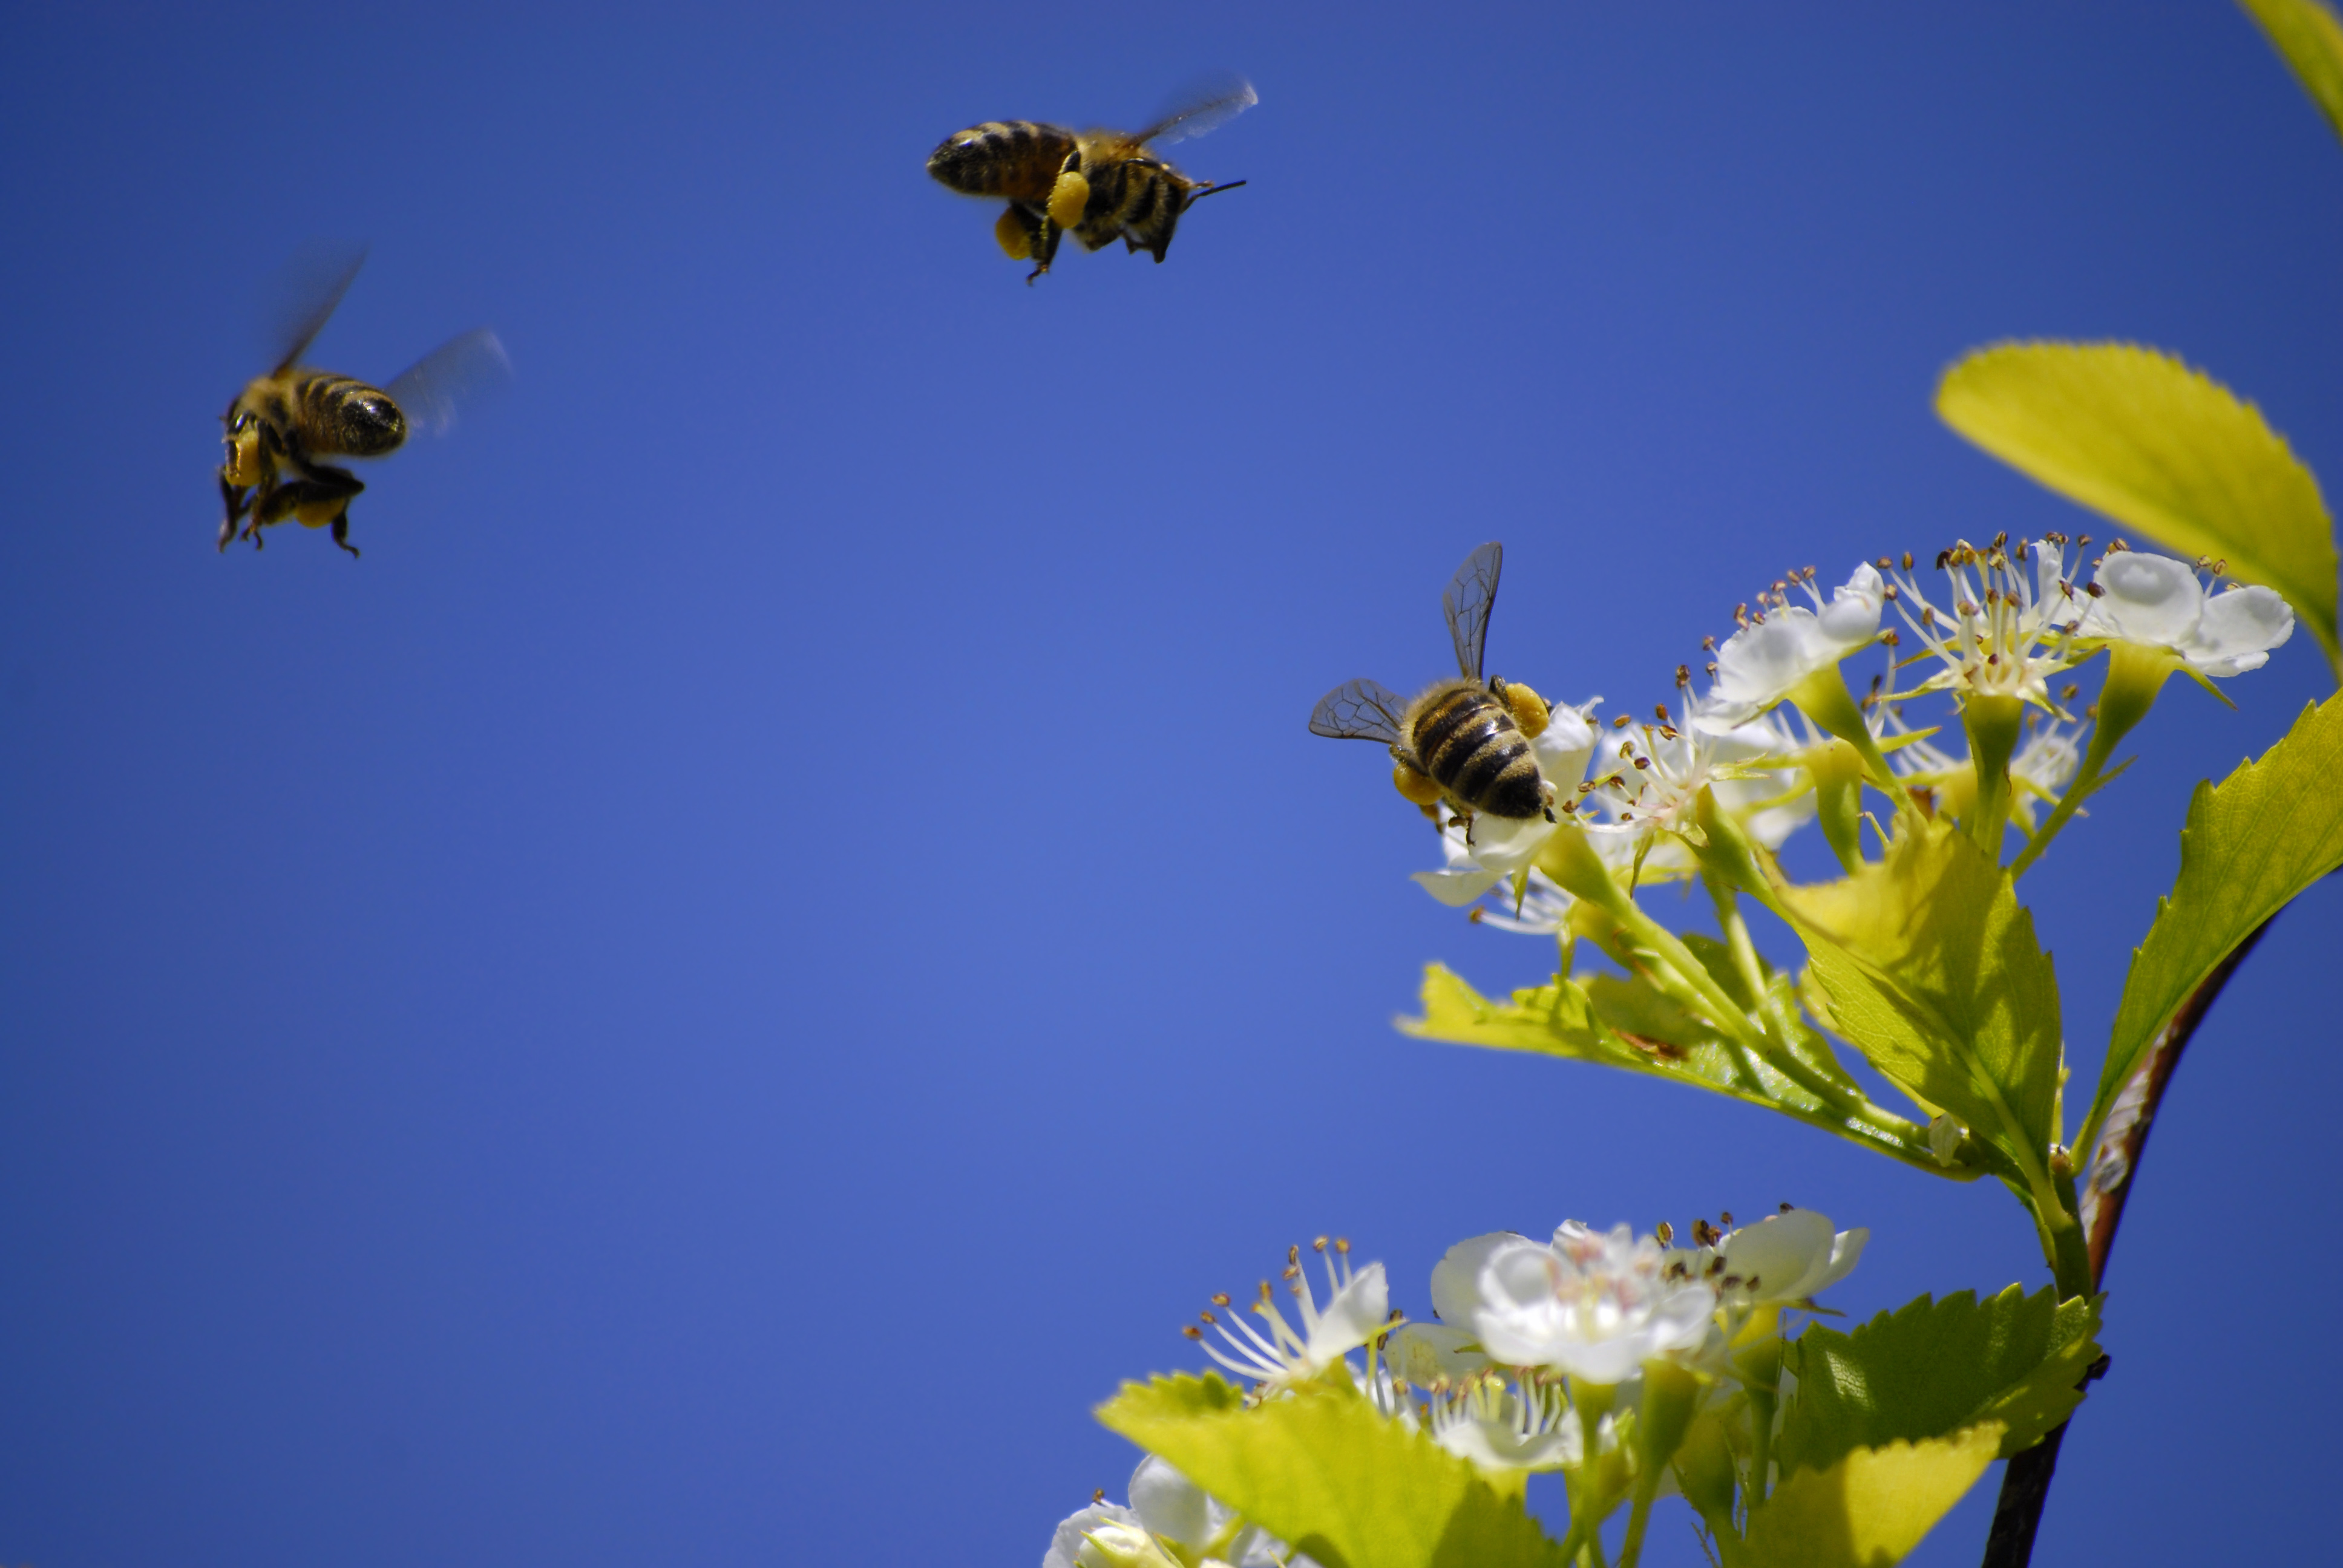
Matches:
[[1975, 916, 2276, 1568]]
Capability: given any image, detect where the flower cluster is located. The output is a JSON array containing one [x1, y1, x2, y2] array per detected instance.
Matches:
[[1404, 536, 2293, 927], [1047, 1210, 1866, 1566]]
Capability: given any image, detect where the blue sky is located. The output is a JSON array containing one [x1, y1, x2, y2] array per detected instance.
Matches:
[[2, 2, 2338, 1564]]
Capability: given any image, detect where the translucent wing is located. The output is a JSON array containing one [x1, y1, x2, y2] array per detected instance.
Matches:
[[383, 329, 513, 438], [1444, 542, 1503, 682], [1309, 678, 1409, 743], [264, 241, 369, 374], [1139, 75, 1257, 148]]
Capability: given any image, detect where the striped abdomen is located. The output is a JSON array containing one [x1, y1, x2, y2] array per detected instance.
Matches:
[[1406, 681, 1547, 819], [293, 373, 407, 458], [1070, 158, 1190, 260], [926, 121, 1077, 201]]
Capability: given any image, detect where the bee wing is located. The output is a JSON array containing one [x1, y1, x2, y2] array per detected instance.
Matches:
[[1444, 542, 1503, 682], [1138, 74, 1257, 148], [382, 329, 513, 437], [1309, 678, 1409, 743], [264, 241, 369, 375]]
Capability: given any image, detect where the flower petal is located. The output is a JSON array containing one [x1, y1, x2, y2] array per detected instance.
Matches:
[[1303, 1261, 1389, 1365], [1411, 867, 1503, 907], [1431, 1233, 1523, 1323]]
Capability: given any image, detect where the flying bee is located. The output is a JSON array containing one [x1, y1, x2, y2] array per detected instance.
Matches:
[[1309, 542, 1559, 833], [218, 246, 510, 557], [925, 77, 1254, 283]]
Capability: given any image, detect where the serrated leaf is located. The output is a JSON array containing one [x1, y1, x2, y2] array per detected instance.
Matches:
[[1778, 818, 2063, 1180], [1407, 965, 1835, 1123], [2240, 0, 2343, 146], [1096, 1372, 1569, 1568], [2087, 691, 2343, 1151], [1730, 1426, 2002, 1568], [1938, 342, 2340, 675], [1778, 1286, 2102, 1474]]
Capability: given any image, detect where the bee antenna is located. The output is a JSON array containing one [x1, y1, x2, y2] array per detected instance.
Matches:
[[1185, 179, 1248, 209]]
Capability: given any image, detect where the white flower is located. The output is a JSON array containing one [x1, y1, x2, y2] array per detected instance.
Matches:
[[1054, 1459, 1308, 1568], [1387, 1321, 1490, 1390], [1445, 1223, 1717, 1384], [1890, 537, 2081, 709], [1411, 820, 1504, 908], [1412, 820, 1576, 932], [1529, 693, 1602, 797], [1427, 1376, 1584, 1472], [1694, 563, 1886, 731], [1187, 1238, 1388, 1389], [1708, 1208, 1866, 1305], [1589, 707, 1815, 869], [2075, 549, 2294, 676], [1042, 1502, 1164, 1568]]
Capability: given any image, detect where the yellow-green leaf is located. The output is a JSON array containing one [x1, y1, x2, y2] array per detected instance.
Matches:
[[1730, 1426, 2003, 1568], [2086, 690, 2343, 1151], [2240, 0, 2343, 146], [1409, 965, 1867, 1134], [1779, 818, 2063, 1181], [1938, 342, 2339, 675], [1780, 1287, 2101, 1473], [1096, 1371, 1569, 1568]]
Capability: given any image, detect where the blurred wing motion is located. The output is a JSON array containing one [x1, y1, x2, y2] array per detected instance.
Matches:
[[264, 241, 369, 374], [382, 328, 513, 438], [1139, 75, 1257, 148], [1309, 678, 1409, 743], [1443, 542, 1503, 682]]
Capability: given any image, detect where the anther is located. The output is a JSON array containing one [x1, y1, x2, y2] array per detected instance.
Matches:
[[1093, 1489, 1106, 1506], [1719, 1210, 1734, 1227], [1779, 1201, 1794, 1212], [1676, 664, 1691, 688], [1632, 756, 1650, 770], [1612, 714, 1631, 729], [1654, 704, 1670, 722], [1901, 551, 1914, 570], [1654, 1220, 1674, 1244], [1211, 1292, 1231, 1307], [2085, 582, 2105, 598]]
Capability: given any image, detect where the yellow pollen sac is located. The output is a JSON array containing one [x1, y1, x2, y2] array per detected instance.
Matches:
[[1392, 762, 1444, 806], [1047, 167, 1091, 228], [223, 431, 265, 487], [992, 207, 1031, 260], [293, 497, 342, 529], [1504, 681, 1552, 738]]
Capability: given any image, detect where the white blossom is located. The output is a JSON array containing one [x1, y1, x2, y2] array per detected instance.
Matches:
[[1444, 1223, 1717, 1385], [2075, 548, 2294, 676], [1702, 1207, 1866, 1306], [1694, 563, 1887, 732], [1042, 1503, 1164, 1568], [1188, 1239, 1388, 1390], [1427, 1376, 1584, 1472], [1587, 707, 1816, 871], [1386, 1321, 1490, 1390], [1890, 537, 2080, 710]]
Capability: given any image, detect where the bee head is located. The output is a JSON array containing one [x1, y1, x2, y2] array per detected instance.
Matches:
[[926, 132, 991, 194]]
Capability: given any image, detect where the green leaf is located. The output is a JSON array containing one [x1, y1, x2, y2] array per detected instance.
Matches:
[[2086, 691, 2343, 1151], [1407, 965, 1849, 1129], [1730, 1426, 2003, 1568], [1937, 342, 2341, 675], [2240, 0, 2343, 147], [1778, 1286, 2103, 1474], [1095, 1371, 1569, 1568], [1778, 818, 2063, 1183]]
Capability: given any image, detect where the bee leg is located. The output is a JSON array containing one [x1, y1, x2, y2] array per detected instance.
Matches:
[[217, 472, 252, 552], [256, 469, 365, 557]]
